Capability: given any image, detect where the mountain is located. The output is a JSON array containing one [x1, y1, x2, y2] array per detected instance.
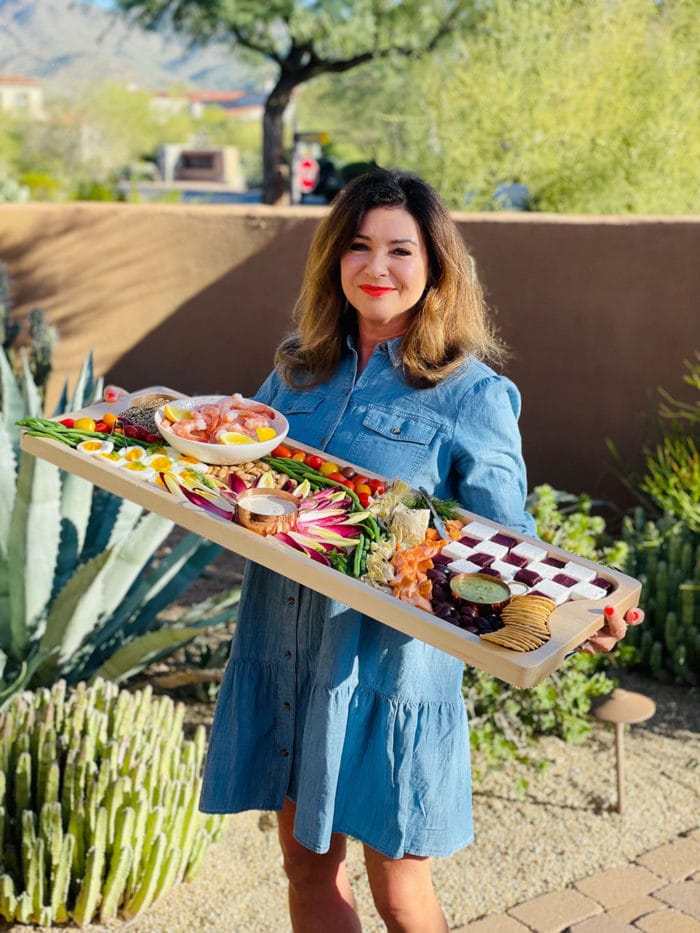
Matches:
[[0, 0, 268, 95]]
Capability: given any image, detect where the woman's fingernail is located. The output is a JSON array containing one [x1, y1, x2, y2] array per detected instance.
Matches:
[[629, 609, 640, 623], [604, 605, 615, 617]]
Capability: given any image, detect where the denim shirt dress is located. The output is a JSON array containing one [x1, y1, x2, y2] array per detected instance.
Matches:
[[199, 336, 536, 859]]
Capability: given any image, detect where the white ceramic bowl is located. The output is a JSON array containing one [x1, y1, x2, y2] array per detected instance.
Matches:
[[154, 394, 289, 466]]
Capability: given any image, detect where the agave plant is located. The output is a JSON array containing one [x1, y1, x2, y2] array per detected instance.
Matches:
[[0, 346, 239, 707]]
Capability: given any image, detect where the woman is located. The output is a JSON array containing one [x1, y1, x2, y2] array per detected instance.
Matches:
[[198, 169, 643, 933]]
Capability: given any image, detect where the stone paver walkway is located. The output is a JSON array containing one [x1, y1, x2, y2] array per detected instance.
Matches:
[[455, 828, 700, 932]]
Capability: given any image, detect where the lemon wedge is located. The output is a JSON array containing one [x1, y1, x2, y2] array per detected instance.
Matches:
[[255, 426, 277, 442], [218, 431, 254, 445], [163, 404, 191, 423]]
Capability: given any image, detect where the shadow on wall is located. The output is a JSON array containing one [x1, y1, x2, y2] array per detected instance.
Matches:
[[105, 223, 311, 398]]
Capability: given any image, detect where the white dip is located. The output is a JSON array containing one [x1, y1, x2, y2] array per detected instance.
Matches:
[[239, 495, 296, 516]]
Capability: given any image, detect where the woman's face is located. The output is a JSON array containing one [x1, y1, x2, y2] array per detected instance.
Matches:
[[340, 206, 429, 337]]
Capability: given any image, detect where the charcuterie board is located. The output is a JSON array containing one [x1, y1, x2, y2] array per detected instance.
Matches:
[[19, 387, 641, 688]]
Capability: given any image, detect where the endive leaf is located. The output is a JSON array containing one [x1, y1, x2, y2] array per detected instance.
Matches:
[[7, 449, 62, 658]]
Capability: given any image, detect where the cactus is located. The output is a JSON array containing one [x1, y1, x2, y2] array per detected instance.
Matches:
[[0, 263, 55, 400], [0, 337, 241, 707], [0, 678, 227, 926], [621, 509, 699, 685]]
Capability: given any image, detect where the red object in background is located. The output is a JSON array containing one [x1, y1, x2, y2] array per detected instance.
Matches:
[[297, 157, 320, 194]]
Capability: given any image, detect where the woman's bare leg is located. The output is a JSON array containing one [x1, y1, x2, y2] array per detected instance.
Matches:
[[277, 797, 362, 933], [364, 845, 448, 933]]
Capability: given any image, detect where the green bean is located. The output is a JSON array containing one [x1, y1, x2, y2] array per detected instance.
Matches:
[[351, 534, 368, 578]]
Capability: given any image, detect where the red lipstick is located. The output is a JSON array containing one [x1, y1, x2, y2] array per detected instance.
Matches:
[[359, 285, 394, 296]]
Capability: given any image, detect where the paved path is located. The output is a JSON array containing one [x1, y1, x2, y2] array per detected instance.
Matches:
[[456, 828, 700, 932]]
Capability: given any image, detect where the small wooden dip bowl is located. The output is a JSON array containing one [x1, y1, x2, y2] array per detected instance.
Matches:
[[450, 573, 512, 613], [235, 488, 299, 536]]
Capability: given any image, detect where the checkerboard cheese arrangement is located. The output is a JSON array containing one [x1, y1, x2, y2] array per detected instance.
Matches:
[[439, 519, 616, 606]]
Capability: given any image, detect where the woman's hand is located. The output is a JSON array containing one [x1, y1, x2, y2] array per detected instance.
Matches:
[[103, 385, 128, 403], [579, 605, 644, 654]]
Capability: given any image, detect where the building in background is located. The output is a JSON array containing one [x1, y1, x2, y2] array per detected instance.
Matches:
[[0, 73, 44, 120], [150, 88, 265, 122]]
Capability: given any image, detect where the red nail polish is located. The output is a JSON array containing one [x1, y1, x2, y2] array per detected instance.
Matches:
[[604, 605, 614, 617], [629, 609, 639, 622]]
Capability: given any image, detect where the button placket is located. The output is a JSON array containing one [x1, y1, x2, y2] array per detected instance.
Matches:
[[277, 583, 299, 767]]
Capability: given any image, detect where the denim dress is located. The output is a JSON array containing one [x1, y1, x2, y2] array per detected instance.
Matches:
[[200, 337, 536, 859]]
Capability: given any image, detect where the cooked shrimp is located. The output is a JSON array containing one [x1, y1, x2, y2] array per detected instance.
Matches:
[[219, 394, 276, 419], [172, 417, 209, 440]]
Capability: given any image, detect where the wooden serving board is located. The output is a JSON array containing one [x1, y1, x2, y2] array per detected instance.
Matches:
[[19, 386, 642, 688]]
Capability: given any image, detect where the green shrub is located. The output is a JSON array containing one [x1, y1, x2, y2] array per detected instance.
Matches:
[[0, 677, 225, 926], [619, 509, 699, 685], [465, 654, 616, 770]]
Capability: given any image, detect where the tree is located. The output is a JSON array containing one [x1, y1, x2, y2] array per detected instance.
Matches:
[[114, 0, 482, 203]]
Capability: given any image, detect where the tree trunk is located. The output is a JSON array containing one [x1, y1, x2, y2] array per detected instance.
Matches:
[[262, 78, 295, 205]]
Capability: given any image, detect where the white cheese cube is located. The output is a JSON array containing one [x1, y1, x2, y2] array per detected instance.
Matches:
[[442, 541, 475, 562], [490, 559, 517, 579], [570, 581, 609, 601], [459, 521, 496, 541], [447, 559, 481, 575], [532, 579, 570, 604], [477, 539, 509, 559], [511, 541, 548, 562], [527, 560, 561, 580], [563, 561, 597, 583]]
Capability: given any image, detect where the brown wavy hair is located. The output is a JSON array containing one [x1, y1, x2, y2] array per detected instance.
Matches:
[[275, 168, 504, 388]]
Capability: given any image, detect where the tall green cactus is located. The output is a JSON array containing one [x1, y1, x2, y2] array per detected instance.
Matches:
[[0, 678, 226, 927], [0, 343, 240, 706], [621, 508, 700, 685]]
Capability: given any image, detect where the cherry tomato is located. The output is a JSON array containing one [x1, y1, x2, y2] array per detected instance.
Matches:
[[94, 420, 108, 433], [74, 417, 96, 432], [352, 474, 369, 489], [305, 454, 324, 470], [291, 451, 307, 462], [271, 444, 293, 458], [59, 418, 75, 429], [102, 412, 118, 428], [368, 478, 386, 496], [341, 466, 356, 479], [357, 492, 372, 508], [327, 471, 347, 484], [319, 461, 340, 476], [354, 483, 372, 496]]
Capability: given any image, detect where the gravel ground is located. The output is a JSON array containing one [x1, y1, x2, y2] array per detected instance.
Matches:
[[17, 670, 687, 933], [5, 548, 698, 931]]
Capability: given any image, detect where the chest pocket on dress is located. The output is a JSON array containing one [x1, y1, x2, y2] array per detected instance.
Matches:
[[347, 407, 438, 481], [275, 396, 324, 449]]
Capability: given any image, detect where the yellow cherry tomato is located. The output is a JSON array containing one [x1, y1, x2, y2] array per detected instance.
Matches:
[[319, 461, 340, 476], [102, 412, 118, 428], [74, 417, 96, 432]]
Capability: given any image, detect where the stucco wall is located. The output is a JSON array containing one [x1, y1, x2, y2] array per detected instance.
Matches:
[[1, 202, 698, 506]]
